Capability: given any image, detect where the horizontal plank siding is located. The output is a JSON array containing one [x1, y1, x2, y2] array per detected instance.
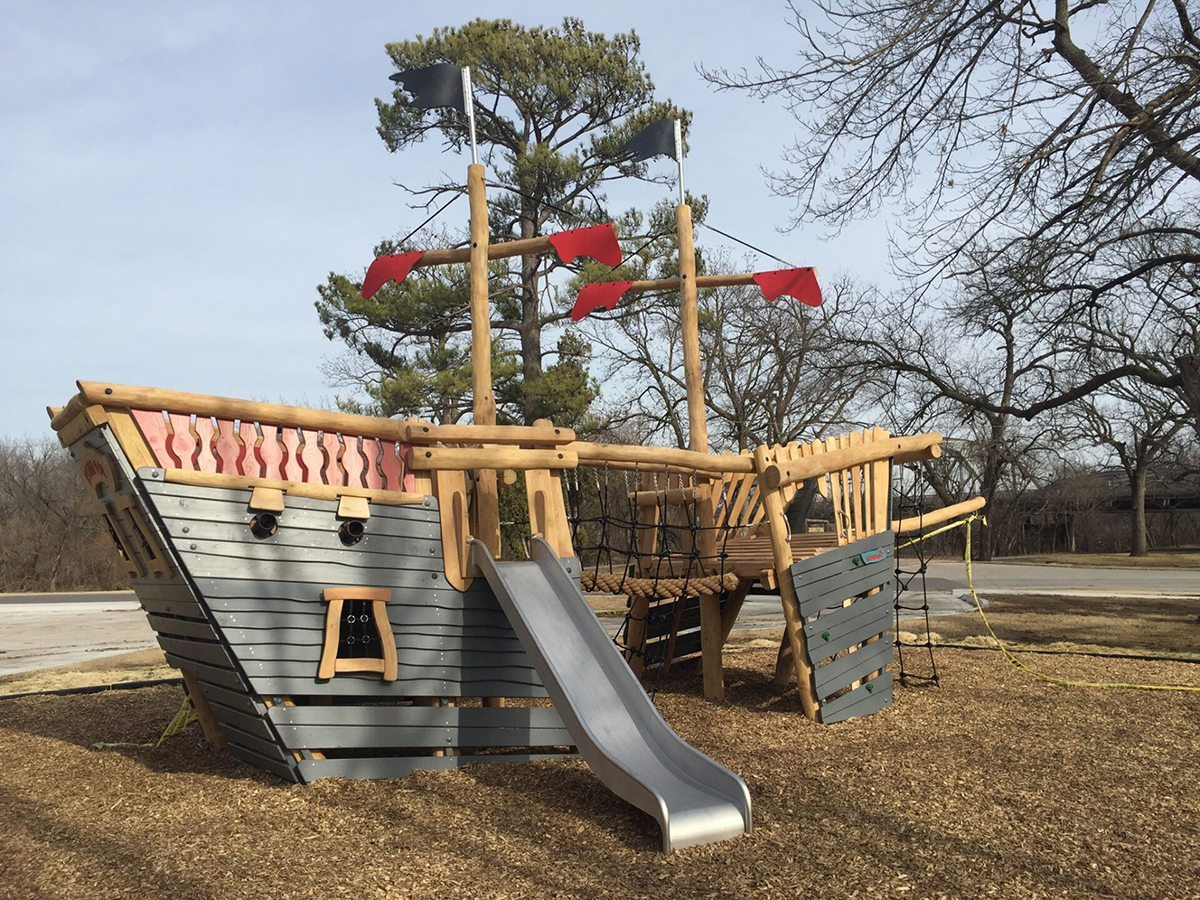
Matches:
[[297, 753, 574, 783], [812, 637, 894, 700], [228, 744, 301, 782], [163, 653, 246, 691], [819, 673, 893, 724], [156, 635, 237, 670], [145, 614, 219, 641]]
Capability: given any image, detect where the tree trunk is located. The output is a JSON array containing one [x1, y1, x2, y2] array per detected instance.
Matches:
[[1129, 466, 1148, 557], [1177, 351, 1200, 436]]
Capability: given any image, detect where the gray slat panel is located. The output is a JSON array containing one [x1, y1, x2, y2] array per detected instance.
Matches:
[[136, 594, 208, 620], [145, 614, 219, 641], [130, 579, 198, 602], [156, 635, 236, 670], [217, 621, 522, 647], [269, 705, 564, 729], [820, 673, 893, 724], [297, 752, 573, 782], [143, 480, 439, 531], [196, 681, 264, 717], [245, 676, 549, 699], [196, 577, 504, 611], [208, 600, 512, 629], [228, 743, 301, 782], [805, 588, 893, 634], [807, 609, 893, 663], [235, 642, 536, 668], [795, 565, 893, 618], [643, 630, 702, 666], [164, 653, 246, 691], [223, 628, 524, 653], [792, 531, 893, 575], [209, 702, 275, 742], [222, 727, 289, 763], [275, 723, 573, 750], [240, 658, 539, 683], [159, 524, 442, 562], [181, 554, 456, 588], [812, 637, 894, 699], [179, 539, 445, 574]]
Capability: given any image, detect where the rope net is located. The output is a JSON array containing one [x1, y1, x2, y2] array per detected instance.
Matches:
[[892, 463, 940, 687], [558, 464, 747, 687]]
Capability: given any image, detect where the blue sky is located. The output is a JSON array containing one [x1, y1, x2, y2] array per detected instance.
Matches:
[[0, 1, 889, 438]]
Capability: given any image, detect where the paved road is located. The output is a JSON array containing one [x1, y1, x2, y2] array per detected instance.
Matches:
[[2, 562, 1195, 676], [0, 592, 153, 676]]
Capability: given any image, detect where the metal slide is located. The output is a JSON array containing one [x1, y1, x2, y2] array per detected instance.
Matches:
[[471, 537, 752, 852]]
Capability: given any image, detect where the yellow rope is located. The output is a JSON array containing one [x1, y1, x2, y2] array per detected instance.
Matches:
[[904, 513, 1200, 693], [94, 694, 199, 750]]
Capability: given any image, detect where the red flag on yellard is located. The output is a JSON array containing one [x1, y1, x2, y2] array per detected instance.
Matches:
[[548, 224, 623, 267], [361, 251, 427, 299], [570, 281, 634, 321], [752, 267, 822, 307]]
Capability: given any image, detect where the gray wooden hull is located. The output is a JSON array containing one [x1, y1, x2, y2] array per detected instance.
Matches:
[[68, 424, 572, 783]]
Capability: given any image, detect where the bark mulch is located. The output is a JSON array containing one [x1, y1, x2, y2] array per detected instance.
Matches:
[[1, 647, 1198, 900]]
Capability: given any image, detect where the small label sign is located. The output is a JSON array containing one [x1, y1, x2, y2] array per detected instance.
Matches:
[[852, 546, 890, 567]]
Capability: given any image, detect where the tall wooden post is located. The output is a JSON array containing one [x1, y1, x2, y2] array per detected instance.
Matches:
[[468, 164, 501, 557], [753, 444, 820, 720], [675, 203, 707, 455], [677, 202, 723, 700]]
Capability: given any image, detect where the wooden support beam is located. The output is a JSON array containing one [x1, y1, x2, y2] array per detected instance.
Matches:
[[676, 204, 707, 454], [468, 163, 501, 559], [893, 495, 986, 534], [402, 421, 575, 445], [764, 432, 943, 490], [626, 594, 650, 677], [411, 232, 560, 269], [629, 484, 711, 507], [567, 441, 754, 475], [699, 593, 725, 701], [179, 669, 227, 752], [409, 446, 577, 471], [718, 581, 751, 646], [752, 444, 820, 720]]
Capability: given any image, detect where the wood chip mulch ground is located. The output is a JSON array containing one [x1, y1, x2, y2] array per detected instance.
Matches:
[[1, 646, 1198, 900]]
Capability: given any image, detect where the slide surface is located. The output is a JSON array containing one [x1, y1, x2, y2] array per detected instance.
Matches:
[[471, 537, 752, 852]]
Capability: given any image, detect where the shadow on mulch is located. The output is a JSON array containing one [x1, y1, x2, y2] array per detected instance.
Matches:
[[0, 685, 270, 783]]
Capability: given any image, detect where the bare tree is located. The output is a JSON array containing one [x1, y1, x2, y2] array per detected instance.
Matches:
[[0, 438, 127, 593], [1068, 380, 1188, 555], [703, 0, 1200, 427], [584, 259, 874, 451]]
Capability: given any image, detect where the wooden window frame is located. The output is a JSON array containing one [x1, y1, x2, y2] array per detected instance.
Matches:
[[318, 587, 397, 682]]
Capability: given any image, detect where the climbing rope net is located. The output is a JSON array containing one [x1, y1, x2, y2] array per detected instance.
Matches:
[[559, 465, 741, 688]]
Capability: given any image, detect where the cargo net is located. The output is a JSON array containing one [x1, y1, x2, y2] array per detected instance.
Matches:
[[561, 465, 742, 686], [892, 464, 940, 687]]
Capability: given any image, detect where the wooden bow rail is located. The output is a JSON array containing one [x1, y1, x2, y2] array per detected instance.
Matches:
[[762, 433, 943, 490]]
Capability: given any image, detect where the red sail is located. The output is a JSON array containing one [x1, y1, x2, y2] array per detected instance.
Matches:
[[570, 281, 634, 321], [549, 224, 623, 267], [361, 251, 427, 299], [752, 267, 822, 307]]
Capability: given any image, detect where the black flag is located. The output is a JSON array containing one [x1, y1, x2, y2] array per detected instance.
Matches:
[[621, 118, 678, 161], [389, 63, 465, 112]]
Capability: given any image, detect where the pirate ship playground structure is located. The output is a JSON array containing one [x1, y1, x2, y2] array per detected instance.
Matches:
[[50, 64, 983, 852]]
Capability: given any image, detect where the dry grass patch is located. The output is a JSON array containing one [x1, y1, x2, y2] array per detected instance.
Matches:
[[0, 649, 174, 697], [997, 549, 1200, 569]]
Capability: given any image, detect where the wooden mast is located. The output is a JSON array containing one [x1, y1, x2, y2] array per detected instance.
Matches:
[[671, 122, 723, 700], [468, 162, 502, 558]]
